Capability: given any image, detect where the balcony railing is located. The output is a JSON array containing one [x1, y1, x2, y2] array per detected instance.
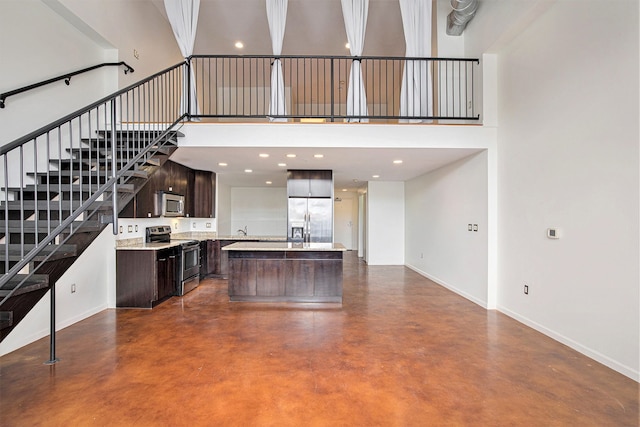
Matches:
[[188, 55, 480, 122]]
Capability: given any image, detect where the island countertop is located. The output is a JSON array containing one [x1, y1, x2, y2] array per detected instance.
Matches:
[[222, 242, 346, 251]]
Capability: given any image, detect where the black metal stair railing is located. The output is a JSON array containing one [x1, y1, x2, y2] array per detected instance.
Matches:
[[0, 62, 187, 309]]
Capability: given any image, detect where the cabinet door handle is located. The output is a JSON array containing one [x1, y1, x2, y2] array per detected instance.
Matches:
[[158, 258, 167, 262], [169, 255, 176, 259]]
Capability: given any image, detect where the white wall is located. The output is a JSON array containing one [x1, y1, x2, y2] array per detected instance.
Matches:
[[495, 1, 639, 380], [0, 0, 116, 145], [230, 187, 287, 236], [0, 227, 115, 357], [366, 181, 405, 265], [405, 151, 488, 307], [58, 0, 182, 85], [334, 191, 359, 250]]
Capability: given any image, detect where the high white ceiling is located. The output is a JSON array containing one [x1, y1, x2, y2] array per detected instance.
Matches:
[[152, 0, 475, 191]]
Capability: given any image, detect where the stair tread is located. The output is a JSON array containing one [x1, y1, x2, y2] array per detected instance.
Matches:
[[94, 130, 184, 138], [28, 169, 148, 179], [1, 200, 113, 211], [6, 183, 135, 194], [0, 274, 49, 297], [52, 158, 161, 167], [0, 244, 77, 261], [0, 220, 102, 233]]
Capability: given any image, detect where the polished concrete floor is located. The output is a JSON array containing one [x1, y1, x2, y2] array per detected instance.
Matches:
[[0, 253, 638, 426]]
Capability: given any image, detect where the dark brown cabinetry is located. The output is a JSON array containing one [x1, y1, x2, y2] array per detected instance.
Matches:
[[120, 160, 215, 218], [116, 247, 178, 308], [193, 170, 215, 218], [228, 249, 343, 303], [287, 170, 333, 198], [215, 239, 259, 278], [199, 239, 220, 278]]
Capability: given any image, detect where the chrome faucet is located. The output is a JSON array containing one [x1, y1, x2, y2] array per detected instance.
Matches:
[[237, 226, 247, 236]]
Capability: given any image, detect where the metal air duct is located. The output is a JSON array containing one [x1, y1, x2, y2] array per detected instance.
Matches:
[[446, 0, 478, 36]]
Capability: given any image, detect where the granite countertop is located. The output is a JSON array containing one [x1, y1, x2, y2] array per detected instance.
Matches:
[[222, 242, 347, 251], [116, 234, 288, 250], [116, 240, 182, 251], [215, 235, 287, 241]]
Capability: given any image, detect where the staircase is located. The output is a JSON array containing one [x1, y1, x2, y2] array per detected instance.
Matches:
[[0, 61, 187, 347], [0, 129, 182, 341]]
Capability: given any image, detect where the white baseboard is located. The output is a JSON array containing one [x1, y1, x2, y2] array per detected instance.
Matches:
[[0, 303, 108, 357], [405, 263, 488, 309], [405, 263, 639, 382], [498, 305, 639, 382]]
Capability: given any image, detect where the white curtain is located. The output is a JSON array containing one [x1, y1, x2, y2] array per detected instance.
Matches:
[[399, 0, 432, 122], [266, 0, 288, 122], [164, 0, 201, 117], [341, 0, 369, 123]]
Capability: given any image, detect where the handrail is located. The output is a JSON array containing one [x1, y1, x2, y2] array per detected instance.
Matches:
[[0, 62, 135, 109], [0, 62, 184, 154]]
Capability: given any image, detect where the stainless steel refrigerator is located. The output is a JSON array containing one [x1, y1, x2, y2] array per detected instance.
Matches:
[[287, 197, 333, 243]]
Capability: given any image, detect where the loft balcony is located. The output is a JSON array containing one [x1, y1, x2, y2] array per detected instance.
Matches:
[[188, 55, 480, 123]]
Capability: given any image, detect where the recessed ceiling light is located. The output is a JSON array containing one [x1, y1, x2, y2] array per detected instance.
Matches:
[[244, 169, 253, 173], [218, 162, 228, 166], [259, 153, 269, 158], [235, 41, 244, 49], [372, 175, 380, 178], [286, 154, 296, 158], [314, 154, 324, 158], [345, 42, 350, 49], [266, 181, 272, 185], [353, 179, 359, 183], [278, 163, 287, 167], [342, 189, 348, 192], [393, 160, 403, 164]]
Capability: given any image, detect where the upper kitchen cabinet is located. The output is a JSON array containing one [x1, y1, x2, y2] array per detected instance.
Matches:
[[287, 170, 333, 198], [193, 169, 216, 218], [120, 160, 215, 218]]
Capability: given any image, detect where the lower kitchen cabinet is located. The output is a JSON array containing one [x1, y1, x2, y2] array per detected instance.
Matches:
[[116, 247, 178, 308], [215, 239, 258, 278], [227, 249, 343, 302], [199, 239, 221, 279]]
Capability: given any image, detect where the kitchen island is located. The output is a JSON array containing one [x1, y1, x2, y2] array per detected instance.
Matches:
[[223, 242, 346, 303]]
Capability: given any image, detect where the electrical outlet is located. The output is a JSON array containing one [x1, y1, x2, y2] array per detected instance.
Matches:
[[119, 225, 123, 234], [473, 224, 478, 232], [206, 222, 211, 228], [133, 49, 139, 59], [71, 283, 76, 293], [468, 224, 472, 231], [524, 284, 529, 295]]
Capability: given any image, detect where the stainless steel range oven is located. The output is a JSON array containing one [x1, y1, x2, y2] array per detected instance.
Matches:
[[177, 240, 200, 295], [146, 226, 200, 296]]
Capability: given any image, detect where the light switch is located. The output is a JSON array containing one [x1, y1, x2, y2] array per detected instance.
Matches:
[[473, 224, 478, 232]]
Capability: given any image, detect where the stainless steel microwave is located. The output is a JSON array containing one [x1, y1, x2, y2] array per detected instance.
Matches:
[[156, 192, 185, 217]]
